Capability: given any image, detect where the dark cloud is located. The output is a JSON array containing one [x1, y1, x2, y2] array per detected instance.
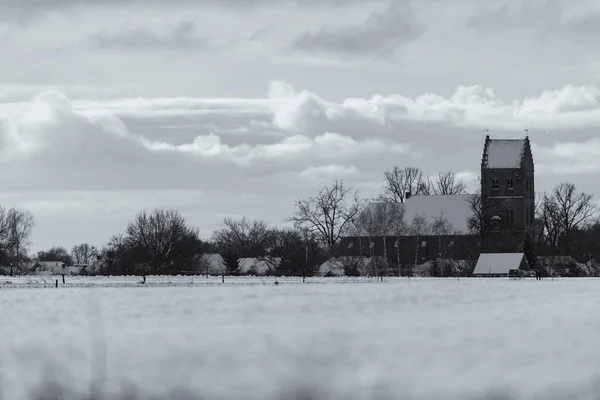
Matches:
[[90, 20, 213, 51], [464, 0, 584, 35], [290, 3, 425, 57]]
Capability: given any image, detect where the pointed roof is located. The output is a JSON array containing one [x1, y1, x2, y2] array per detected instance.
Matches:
[[482, 137, 526, 169], [473, 253, 527, 275]]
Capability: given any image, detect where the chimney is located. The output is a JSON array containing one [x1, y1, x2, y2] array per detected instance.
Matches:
[[405, 191, 411, 200]]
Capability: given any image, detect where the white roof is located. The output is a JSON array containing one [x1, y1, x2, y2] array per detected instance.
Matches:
[[319, 257, 373, 276], [473, 253, 525, 275], [403, 194, 473, 234], [200, 253, 227, 275], [485, 139, 525, 169], [359, 195, 474, 235], [238, 257, 281, 275]]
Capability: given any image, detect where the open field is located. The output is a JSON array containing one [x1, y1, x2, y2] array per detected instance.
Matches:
[[2, 278, 600, 399]]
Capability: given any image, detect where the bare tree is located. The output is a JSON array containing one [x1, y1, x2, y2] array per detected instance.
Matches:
[[37, 246, 73, 265], [125, 208, 202, 275], [212, 217, 274, 258], [410, 213, 430, 269], [72, 243, 93, 265], [6, 208, 34, 275], [380, 166, 427, 203], [466, 192, 502, 240], [430, 212, 455, 277], [539, 193, 561, 250], [289, 179, 362, 256], [429, 171, 467, 195], [542, 183, 598, 255]]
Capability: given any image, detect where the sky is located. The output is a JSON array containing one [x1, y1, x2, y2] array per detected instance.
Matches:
[[2, 0, 600, 252]]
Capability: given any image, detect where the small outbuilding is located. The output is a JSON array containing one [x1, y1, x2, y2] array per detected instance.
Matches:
[[472, 253, 529, 277]]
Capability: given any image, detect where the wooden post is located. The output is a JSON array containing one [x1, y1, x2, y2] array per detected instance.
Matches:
[[302, 269, 306, 283], [62, 274, 65, 284], [55, 280, 58, 288], [222, 274, 225, 283]]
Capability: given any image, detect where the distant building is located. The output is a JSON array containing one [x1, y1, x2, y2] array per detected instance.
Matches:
[[237, 257, 281, 276], [336, 135, 535, 273], [480, 135, 535, 252]]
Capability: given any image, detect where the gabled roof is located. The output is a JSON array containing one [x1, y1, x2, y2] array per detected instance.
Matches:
[[200, 253, 227, 275], [483, 138, 526, 169], [237, 257, 281, 275], [473, 253, 526, 275], [359, 194, 474, 235], [404, 194, 473, 234]]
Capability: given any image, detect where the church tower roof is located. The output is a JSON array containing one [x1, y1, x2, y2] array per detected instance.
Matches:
[[481, 135, 529, 169]]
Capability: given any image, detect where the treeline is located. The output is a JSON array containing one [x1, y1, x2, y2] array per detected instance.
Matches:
[[1, 165, 599, 277]]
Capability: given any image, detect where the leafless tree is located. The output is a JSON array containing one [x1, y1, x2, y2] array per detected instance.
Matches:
[[380, 166, 427, 203], [428, 171, 467, 195], [539, 193, 561, 250], [289, 179, 362, 256], [212, 217, 274, 258], [125, 208, 201, 274], [466, 192, 502, 240], [72, 243, 94, 265], [540, 183, 598, 255], [5, 208, 34, 275], [409, 213, 429, 268], [430, 212, 455, 276]]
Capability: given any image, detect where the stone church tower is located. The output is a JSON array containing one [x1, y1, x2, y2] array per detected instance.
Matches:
[[480, 135, 535, 252]]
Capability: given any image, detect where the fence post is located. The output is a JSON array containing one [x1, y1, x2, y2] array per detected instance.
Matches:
[[222, 274, 224, 284], [55, 280, 58, 288], [62, 274, 65, 284]]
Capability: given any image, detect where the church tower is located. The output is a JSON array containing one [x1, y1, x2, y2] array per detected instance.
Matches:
[[480, 135, 535, 252]]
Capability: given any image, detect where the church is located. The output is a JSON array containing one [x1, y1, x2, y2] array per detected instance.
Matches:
[[335, 135, 535, 275]]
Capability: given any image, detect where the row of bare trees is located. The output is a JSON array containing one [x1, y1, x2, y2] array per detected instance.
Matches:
[[4, 161, 600, 277], [380, 167, 467, 203]]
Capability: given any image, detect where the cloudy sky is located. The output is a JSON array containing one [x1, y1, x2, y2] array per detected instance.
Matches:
[[1, 0, 600, 252]]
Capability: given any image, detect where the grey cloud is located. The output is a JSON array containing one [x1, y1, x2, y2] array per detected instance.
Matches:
[[465, 0, 565, 32], [556, 12, 600, 38], [290, 2, 425, 57], [90, 20, 213, 51], [464, 0, 600, 37]]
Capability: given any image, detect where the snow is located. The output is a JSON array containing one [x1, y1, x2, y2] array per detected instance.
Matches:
[[403, 194, 474, 234], [361, 195, 474, 234], [485, 139, 525, 169], [473, 253, 525, 275], [237, 257, 281, 275], [2, 277, 600, 399], [200, 253, 227, 275]]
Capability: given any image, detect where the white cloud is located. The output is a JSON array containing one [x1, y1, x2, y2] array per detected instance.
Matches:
[[2, 79, 600, 250]]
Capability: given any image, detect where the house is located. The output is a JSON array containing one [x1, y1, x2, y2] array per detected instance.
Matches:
[[30, 261, 64, 276], [318, 257, 375, 277], [199, 253, 228, 275], [472, 253, 529, 277], [237, 257, 281, 276], [337, 135, 535, 273]]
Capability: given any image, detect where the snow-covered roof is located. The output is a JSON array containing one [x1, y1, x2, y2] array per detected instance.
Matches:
[[238, 257, 281, 275], [484, 139, 525, 169], [318, 257, 374, 277], [473, 253, 526, 275], [200, 253, 227, 275], [358, 195, 474, 235], [403, 194, 473, 234]]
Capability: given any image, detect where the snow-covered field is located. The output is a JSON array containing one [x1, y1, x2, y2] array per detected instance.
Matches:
[[2, 277, 600, 400]]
